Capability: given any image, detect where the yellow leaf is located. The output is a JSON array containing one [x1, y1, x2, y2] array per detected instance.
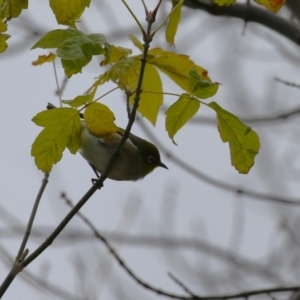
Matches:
[[0, 20, 7, 32], [84, 102, 118, 138], [214, 0, 236, 6], [139, 48, 211, 94], [49, 0, 90, 27], [31, 108, 82, 173], [98, 58, 163, 125], [165, 93, 200, 144], [133, 63, 163, 125], [165, 0, 184, 46], [254, 0, 285, 12], [209, 102, 260, 174], [32, 53, 56, 66], [0, 33, 10, 53]]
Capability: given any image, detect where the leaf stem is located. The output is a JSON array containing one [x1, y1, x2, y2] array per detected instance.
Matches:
[[121, 0, 146, 37], [151, 0, 184, 37], [52, 60, 62, 107]]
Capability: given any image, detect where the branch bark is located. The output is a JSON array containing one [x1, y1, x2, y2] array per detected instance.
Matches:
[[184, 0, 300, 47]]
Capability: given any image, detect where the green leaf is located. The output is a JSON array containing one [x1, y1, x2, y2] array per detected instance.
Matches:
[[57, 33, 110, 77], [165, 0, 184, 46], [165, 93, 200, 144], [189, 68, 219, 99], [208, 101, 260, 174], [49, 0, 90, 27], [31, 29, 110, 77], [31, 28, 84, 49], [31, 108, 82, 173]]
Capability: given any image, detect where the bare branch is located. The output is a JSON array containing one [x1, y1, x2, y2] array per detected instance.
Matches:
[[183, 0, 300, 47]]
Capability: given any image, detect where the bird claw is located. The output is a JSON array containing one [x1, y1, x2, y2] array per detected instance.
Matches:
[[91, 178, 103, 189]]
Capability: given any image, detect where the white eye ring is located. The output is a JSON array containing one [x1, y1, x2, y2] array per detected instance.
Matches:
[[148, 156, 155, 164]]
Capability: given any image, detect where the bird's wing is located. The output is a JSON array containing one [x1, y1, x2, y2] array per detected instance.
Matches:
[[100, 130, 138, 154]]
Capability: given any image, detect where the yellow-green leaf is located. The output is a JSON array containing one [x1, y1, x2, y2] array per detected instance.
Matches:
[[208, 101, 260, 174], [165, 93, 200, 144], [84, 102, 118, 138], [98, 57, 140, 88], [99, 58, 163, 125], [100, 45, 132, 66], [31, 29, 110, 77], [254, 0, 285, 12], [62, 95, 90, 107], [128, 34, 143, 51], [0, 33, 10, 52], [31, 107, 82, 173], [0, 0, 28, 20], [165, 0, 184, 46], [49, 0, 90, 27], [189, 68, 219, 99], [0, 19, 7, 32], [31, 28, 83, 49], [32, 53, 56, 65], [214, 0, 236, 5], [57, 33, 110, 77], [139, 47, 211, 94]]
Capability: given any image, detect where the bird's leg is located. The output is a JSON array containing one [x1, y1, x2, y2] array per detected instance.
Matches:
[[90, 164, 102, 189]]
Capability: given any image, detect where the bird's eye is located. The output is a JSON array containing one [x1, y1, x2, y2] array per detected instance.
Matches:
[[148, 156, 155, 164]]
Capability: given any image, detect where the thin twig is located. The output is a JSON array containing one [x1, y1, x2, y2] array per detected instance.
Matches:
[[151, 0, 182, 37], [16, 173, 50, 262], [0, 8, 156, 297], [62, 196, 190, 300], [0, 243, 83, 300], [136, 116, 300, 206], [274, 77, 300, 89], [168, 272, 195, 296], [121, 0, 146, 37], [0, 174, 50, 297], [61, 196, 300, 300], [140, 0, 149, 16], [52, 60, 62, 107]]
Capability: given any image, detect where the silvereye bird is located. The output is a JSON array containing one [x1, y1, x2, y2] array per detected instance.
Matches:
[[80, 124, 168, 181]]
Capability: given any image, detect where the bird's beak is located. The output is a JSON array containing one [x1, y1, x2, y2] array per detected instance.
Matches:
[[158, 161, 168, 170]]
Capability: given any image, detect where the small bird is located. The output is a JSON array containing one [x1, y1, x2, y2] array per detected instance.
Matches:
[[80, 123, 168, 181]]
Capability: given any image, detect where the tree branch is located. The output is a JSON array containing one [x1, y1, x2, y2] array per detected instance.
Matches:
[[136, 116, 300, 206], [62, 196, 300, 300], [183, 0, 300, 47], [0, 6, 156, 298]]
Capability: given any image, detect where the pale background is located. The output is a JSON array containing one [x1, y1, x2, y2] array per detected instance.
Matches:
[[1, 0, 300, 299]]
